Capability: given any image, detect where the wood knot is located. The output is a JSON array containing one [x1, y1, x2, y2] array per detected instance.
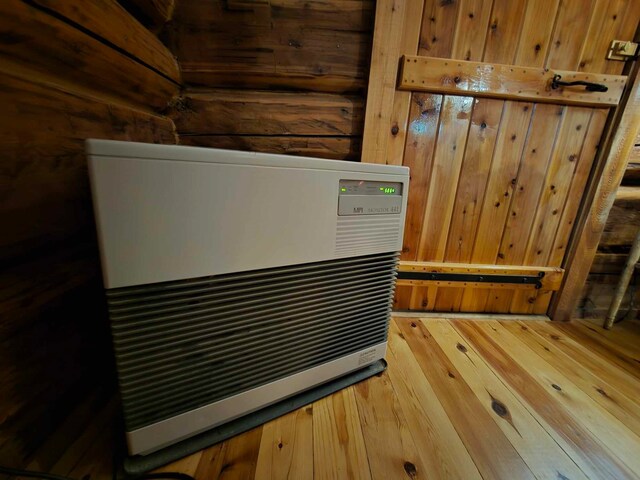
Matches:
[[447, 371, 456, 378], [491, 398, 509, 417], [550, 334, 560, 340], [454, 76, 461, 84], [411, 322, 417, 328], [278, 442, 283, 449], [552, 383, 562, 391], [404, 461, 418, 478], [456, 342, 468, 353]]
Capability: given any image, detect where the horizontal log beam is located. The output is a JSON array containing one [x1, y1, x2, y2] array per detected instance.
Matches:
[[169, 89, 364, 136], [397, 261, 564, 291], [398, 55, 626, 107], [0, 0, 179, 109], [180, 135, 361, 161]]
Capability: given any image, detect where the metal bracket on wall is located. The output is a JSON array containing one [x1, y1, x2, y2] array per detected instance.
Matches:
[[396, 271, 544, 289]]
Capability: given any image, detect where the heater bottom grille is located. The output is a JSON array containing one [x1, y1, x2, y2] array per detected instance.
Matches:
[[106, 252, 399, 431]]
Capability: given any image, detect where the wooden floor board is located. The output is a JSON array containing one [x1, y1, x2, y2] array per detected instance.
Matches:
[[454, 320, 640, 479], [11, 317, 640, 480], [425, 320, 589, 480]]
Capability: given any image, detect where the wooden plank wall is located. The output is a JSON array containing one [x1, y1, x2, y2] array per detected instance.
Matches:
[[0, 0, 180, 468], [365, 0, 640, 313], [577, 131, 640, 320], [163, 0, 374, 161]]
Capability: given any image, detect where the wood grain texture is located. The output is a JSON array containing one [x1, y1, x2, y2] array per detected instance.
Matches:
[[167, 0, 373, 92], [0, 0, 179, 109], [169, 90, 363, 136], [361, 0, 415, 165], [179, 135, 361, 161], [454, 319, 640, 479], [0, 67, 177, 261], [255, 408, 313, 480], [399, 56, 627, 107], [426, 320, 589, 480], [361, 0, 640, 313], [32, 0, 180, 83], [11, 317, 640, 479], [313, 387, 371, 480], [552, 63, 640, 321]]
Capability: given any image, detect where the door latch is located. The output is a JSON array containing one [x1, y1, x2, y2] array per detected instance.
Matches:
[[607, 40, 639, 61], [550, 75, 608, 92]]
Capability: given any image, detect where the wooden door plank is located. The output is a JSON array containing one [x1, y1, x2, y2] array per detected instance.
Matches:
[[395, 94, 444, 309], [425, 320, 589, 480], [352, 369, 427, 480], [385, 0, 426, 166], [546, 0, 598, 70], [313, 387, 372, 480], [436, 98, 504, 310], [580, 0, 634, 75], [454, 320, 640, 478], [502, 321, 640, 436], [511, 107, 593, 313], [548, 110, 609, 268], [552, 67, 640, 321], [410, 95, 474, 310], [482, 0, 527, 63], [460, 102, 534, 311], [361, 0, 412, 165], [451, 0, 495, 62], [398, 56, 627, 107], [400, 0, 461, 308], [485, 104, 565, 311], [255, 407, 313, 480], [605, 0, 640, 75], [395, 318, 537, 479], [386, 320, 482, 479], [513, 0, 561, 67]]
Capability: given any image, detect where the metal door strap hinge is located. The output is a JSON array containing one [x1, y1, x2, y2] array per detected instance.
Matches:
[[396, 271, 544, 289]]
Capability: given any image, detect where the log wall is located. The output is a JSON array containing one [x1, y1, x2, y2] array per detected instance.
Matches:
[[0, 0, 179, 467], [163, 0, 374, 161]]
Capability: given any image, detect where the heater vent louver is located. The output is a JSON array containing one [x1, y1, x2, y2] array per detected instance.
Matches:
[[107, 252, 399, 431], [335, 216, 402, 256]]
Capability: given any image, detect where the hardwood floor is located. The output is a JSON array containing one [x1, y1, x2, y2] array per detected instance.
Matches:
[[14, 317, 640, 479]]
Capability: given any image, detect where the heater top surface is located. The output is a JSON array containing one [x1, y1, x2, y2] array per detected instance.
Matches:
[[87, 139, 408, 176], [87, 140, 409, 289]]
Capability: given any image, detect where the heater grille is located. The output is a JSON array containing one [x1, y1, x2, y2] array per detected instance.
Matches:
[[107, 252, 399, 431], [335, 216, 402, 256]]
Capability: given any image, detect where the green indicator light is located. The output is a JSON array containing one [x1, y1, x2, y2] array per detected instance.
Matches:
[[379, 187, 384, 191], [341, 187, 347, 192]]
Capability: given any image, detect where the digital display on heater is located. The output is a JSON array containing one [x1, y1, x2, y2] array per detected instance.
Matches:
[[338, 180, 403, 216]]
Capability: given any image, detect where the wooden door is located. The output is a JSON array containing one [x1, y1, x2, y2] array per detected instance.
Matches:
[[362, 0, 640, 313]]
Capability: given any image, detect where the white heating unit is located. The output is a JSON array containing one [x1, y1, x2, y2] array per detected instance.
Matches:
[[86, 140, 409, 456]]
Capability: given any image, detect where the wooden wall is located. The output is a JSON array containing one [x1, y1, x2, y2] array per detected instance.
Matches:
[[162, 0, 374, 160], [577, 134, 640, 320], [0, 0, 179, 468]]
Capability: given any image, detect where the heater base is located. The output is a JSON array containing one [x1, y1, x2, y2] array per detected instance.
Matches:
[[121, 359, 387, 477]]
